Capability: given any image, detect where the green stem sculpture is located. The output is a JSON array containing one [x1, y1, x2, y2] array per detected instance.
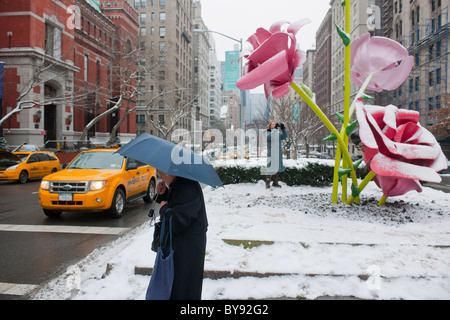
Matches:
[[292, 0, 380, 206]]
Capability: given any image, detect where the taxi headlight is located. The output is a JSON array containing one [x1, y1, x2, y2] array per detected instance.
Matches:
[[90, 181, 107, 191], [6, 165, 18, 171], [40, 180, 50, 190]]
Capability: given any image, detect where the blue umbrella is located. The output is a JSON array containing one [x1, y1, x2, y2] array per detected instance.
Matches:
[[116, 133, 223, 187]]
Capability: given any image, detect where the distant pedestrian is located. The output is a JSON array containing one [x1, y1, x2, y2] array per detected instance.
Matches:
[[154, 170, 208, 300], [266, 120, 287, 188]]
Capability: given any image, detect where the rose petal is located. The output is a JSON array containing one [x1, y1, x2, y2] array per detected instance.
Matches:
[[373, 175, 422, 197], [356, 104, 378, 150], [351, 33, 371, 74], [287, 18, 311, 36], [351, 33, 414, 92], [369, 36, 411, 69], [430, 150, 449, 172], [269, 20, 290, 34], [236, 50, 289, 90], [382, 104, 398, 139], [247, 32, 290, 64], [370, 153, 442, 183], [397, 108, 421, 125], [247, 28, 272, 49], [270, 83, 290, 98], [366, 111, 440, 160], [394, 122, 422, 144], [371, 55, 414, 91]]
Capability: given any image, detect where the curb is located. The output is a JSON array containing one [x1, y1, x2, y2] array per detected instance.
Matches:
[[134, 266, 372, 281]]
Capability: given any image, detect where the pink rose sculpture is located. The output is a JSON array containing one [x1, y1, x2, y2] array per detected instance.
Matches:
[[351, 33, 414, 92], [236, 19, 310, 99], [356, 104, 448, 197]]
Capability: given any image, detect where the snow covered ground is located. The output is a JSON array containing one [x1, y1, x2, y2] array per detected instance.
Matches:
[[32, 158, 450, 300]]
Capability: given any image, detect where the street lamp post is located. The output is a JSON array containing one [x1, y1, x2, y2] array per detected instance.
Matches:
[[193, 29, 245, 130]]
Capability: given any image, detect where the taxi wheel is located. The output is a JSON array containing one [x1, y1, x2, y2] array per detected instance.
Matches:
[[18, 171, 28, 184], [109, 188, 125, 218], [143, 179, 156, 203]]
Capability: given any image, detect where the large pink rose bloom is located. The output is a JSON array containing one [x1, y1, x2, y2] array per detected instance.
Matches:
[[236, 19, 310, 99], [351, 33, 414, 92], [356, 104, 448, 197]]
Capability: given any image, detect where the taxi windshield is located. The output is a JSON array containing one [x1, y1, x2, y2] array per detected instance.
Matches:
[[15, 153, 30, 162], [67, 152, 124, 169], [0, 158, 21, 167]]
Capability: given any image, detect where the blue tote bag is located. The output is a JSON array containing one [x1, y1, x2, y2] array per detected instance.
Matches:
[[146, 215, 174, 300]]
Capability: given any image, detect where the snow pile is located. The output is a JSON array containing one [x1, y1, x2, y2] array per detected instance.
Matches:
[[213, 157, 336, 169], [33, 161, 450, 300]]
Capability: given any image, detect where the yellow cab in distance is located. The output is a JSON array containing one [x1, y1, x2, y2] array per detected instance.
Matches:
[[39, 149, 157, 218], [0, 146, 61, 184]]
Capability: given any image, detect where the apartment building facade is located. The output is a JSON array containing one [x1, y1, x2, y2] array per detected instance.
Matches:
[[377, 0, 449, 156], [193, 0, 210, 131], [315, 9, 332, 113], [134, 0, 194, 138], [208, 36, 222, 127]]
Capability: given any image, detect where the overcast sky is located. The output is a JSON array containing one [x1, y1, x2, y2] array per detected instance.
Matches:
[[199, 0, 331, 61]]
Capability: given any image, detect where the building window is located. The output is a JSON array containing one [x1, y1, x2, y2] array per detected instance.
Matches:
[[96, 61, 101, 87], [84, 55, 89, 82], [159, 56, 165, 67], [428, 97, 434, 110], [140, 13, 146, 24], [140, 27, 147, 36], [159, 27, 166, 38], [160, 12, 166, 22], [45, 23, 61, 59]]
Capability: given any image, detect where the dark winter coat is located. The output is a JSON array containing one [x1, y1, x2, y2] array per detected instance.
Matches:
[[266, 128, 288, 174], [155, 177, 208, 300]]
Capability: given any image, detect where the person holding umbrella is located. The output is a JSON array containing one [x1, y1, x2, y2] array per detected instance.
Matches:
[[115, 133, 222, 300], [155, 169, 208, 300]]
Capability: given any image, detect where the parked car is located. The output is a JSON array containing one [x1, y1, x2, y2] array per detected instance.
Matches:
[[0, 150, 61, 184], [38, 149, 157, 218], [319, 152, 333, 159]]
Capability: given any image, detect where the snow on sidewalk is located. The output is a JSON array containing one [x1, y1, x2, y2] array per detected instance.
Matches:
[[33, 180, 450, 300]]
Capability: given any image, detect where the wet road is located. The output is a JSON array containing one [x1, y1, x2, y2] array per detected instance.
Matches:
[[0, 179, 152, 299]]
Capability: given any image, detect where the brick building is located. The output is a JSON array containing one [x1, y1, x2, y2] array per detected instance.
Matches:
[[0, 0, 138, 148]]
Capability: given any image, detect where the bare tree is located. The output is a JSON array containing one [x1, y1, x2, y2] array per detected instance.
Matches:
[[269, 94, 324, 157], [427, 93, 450, 141], [78, 40, 142, 144], [0, 51, 87, 128], [146, 88, 198, 140]]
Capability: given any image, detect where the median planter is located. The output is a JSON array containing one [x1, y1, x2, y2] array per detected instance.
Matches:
[[214, 162, 369, 187]]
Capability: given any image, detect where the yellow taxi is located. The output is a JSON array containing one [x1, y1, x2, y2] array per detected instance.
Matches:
[[38, 149, 157, 218], [0, 150, 61, 184]]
